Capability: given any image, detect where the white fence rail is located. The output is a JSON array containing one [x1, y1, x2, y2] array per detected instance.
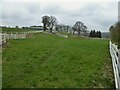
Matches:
[[109, 41, 120, 90], [0, 31, 42, 45]]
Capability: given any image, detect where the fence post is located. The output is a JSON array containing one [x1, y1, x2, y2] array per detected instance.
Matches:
[[2, 34, 6, 44]]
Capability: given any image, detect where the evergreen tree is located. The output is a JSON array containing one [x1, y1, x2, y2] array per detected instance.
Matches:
[[89, 30, 92, 37], [93, 30, 95, 37], [96, 31, 99, 37], [98, 31, 100, 38]]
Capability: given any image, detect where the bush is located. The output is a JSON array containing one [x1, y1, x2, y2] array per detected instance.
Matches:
[[109, 22, 120, 48]]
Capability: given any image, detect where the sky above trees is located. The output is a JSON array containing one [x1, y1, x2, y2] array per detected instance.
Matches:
[[1, 0, 119, 32]]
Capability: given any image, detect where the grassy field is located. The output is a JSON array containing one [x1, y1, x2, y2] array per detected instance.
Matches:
[[1, 27, 36, 33], [2, 33, 114, 88]]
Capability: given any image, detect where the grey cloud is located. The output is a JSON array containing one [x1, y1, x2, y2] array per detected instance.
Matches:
[[26, 3, 42, 13], [40, 4, 63, 16], [1, 2, 118, 32]]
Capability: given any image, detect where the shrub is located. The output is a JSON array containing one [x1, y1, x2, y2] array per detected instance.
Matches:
[[109, 22, 120, 48]]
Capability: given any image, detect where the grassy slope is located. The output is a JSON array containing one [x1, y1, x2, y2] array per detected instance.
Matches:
[[2, 33, 114, 88]]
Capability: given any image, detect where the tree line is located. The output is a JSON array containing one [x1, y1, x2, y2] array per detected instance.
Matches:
[[41, 15, 88, 36], [109, 21, 120, 48], [41, 15, 103, 38]]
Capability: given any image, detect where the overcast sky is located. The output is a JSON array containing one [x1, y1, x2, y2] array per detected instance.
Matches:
[[0, 0, 119, 32]]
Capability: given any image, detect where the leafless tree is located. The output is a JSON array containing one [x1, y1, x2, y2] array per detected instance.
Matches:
[[73, 21, 87, 35], [49, 16, 58, 33], [41, 15, 50, 31]]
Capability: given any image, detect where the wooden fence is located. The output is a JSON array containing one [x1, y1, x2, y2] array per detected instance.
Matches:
[[0, 31, 42, 45], [109, 41, 120, 90]]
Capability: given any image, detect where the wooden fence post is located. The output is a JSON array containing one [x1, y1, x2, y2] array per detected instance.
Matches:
[[2, 34, 6, 44]]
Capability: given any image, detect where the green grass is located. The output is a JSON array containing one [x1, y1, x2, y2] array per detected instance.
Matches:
[[2, 27, 36, 34], [58, 31, 71, 35], [2, 33, 114, 88]]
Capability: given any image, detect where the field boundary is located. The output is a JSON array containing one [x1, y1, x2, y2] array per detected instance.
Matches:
[[0, 31, 42, 45], [0, 30, 68, 45], [109, 41, 120, 89]]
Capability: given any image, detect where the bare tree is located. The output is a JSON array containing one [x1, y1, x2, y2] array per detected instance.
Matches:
[[55, 24, 70, 32], [82, 25, 88, 36], [42, 15, 50, 31], [49, 16, 58, 33], [55, 24, 63, 32], [73, 21, 87, 35]]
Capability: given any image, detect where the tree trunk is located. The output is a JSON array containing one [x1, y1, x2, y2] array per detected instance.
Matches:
[[73, 30, 74, 34], [78, 29, 80, 35], [50, 28, 52, 33], [43, 23, 46, 31], [67, 28, 68, 32]]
